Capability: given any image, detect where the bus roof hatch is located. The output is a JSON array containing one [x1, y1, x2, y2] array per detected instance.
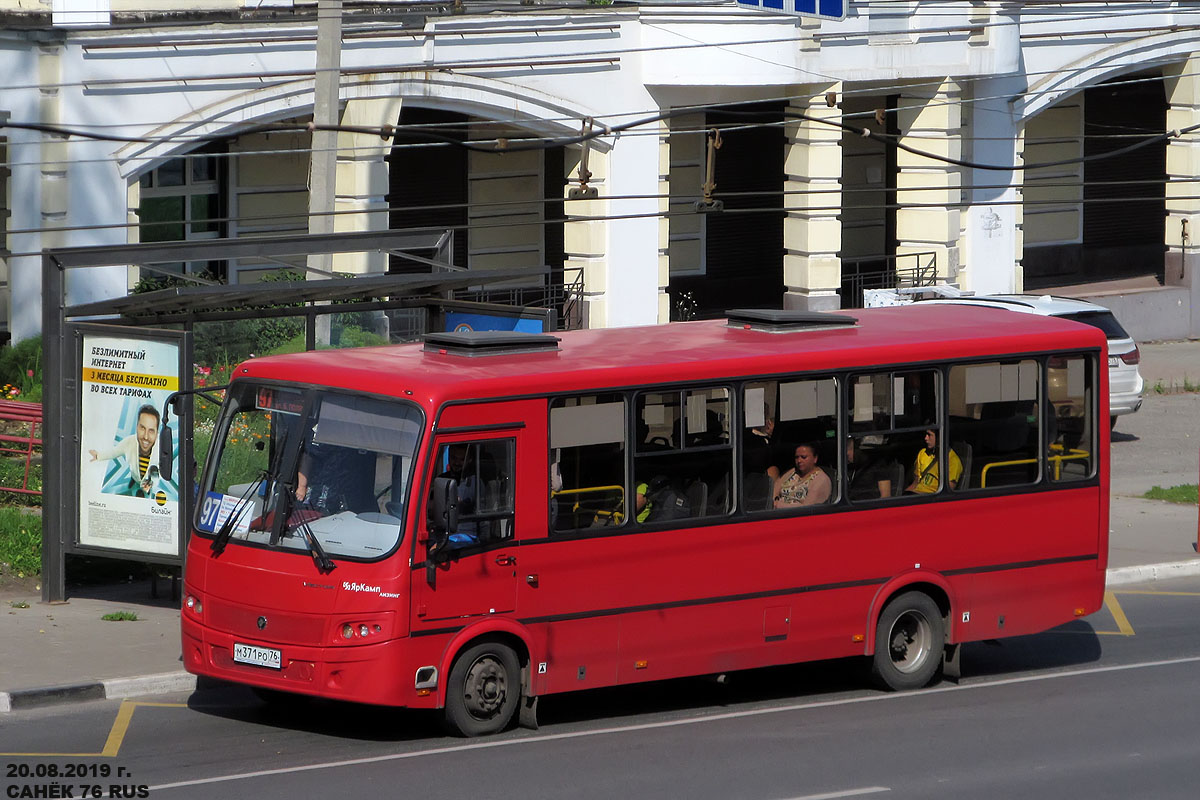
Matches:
[[423, 330, 561, 357], [725, 308, 858, 333]]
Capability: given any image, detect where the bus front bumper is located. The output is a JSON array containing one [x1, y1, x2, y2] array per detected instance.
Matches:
[[181, 615, 438, 708]]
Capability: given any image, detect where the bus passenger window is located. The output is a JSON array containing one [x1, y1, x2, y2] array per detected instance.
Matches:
[[849, 370, 942, 497], [549, 394, 627, 532], [947, 360, 1040, 491], [745, 377, 839, 512], [634, 387, 732, 522], [1048, 356, 1095, 483]]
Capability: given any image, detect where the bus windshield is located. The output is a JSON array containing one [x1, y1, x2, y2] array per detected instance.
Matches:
[[197, 382, 423, 561]]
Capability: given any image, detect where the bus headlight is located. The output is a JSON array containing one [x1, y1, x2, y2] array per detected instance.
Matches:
[[333, 616, 391, 644]]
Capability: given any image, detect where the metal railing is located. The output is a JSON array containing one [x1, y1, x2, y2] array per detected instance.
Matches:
[[0, 399, 42, 497], [841, 251, 939, 309], [453, 265, 586, 331]]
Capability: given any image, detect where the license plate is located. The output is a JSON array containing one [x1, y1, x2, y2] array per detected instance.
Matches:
[[1108, 356, 1118, 367], [233, 643, 281, 669]]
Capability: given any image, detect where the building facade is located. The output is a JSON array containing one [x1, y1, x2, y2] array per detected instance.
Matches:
[[2, 0, 1198, 342]]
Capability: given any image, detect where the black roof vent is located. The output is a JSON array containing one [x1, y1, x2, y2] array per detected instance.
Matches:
[[423, 330, 561, 357], [725, 308, 858, 332]]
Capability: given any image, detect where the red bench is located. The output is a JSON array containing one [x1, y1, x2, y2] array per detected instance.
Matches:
[[0, 399, 42, 497]]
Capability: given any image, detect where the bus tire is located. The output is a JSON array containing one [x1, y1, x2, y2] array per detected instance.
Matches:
[[871, 591, 944, 691], [444, 640, 521, 737]]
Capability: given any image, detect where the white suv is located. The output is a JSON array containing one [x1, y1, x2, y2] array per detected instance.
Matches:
[[917, 294, 1144, 429]]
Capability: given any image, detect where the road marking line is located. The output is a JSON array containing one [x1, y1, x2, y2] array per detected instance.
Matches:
[[787, 789, 890, 800], [0, 700, 187, 758], [1104, 591, 1135, 636], [100, 699, 137, 758], [148, 655, 1200, 793]]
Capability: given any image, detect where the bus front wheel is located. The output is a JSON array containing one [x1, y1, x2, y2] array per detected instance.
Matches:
[[444, 641, 521, 737], [871, 591, 945, 691]]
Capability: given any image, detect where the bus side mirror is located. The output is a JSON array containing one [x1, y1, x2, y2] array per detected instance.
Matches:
[[159, 424, 174, 483]]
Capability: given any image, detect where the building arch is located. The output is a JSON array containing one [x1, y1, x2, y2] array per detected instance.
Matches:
[[115, 70, 610, 179], [1019, 37, 1189, 288], [1018, 31, 1200, 123]]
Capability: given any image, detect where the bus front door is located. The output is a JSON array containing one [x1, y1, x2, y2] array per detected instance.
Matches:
[[412, 435, 520, 624]]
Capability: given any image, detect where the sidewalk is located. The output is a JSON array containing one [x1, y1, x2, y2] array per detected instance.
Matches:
[[1136, 338, 1199, 391], [1, 340, 1197, 713], [0, 579, 193, 711]]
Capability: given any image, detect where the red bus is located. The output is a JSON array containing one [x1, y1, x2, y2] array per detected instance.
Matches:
[[180, 305, 1108, 736]]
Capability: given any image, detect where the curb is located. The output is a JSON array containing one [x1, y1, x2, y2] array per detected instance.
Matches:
[[4, 559, 1200, 713], [0, 671, 195, 713], [1105, 559, 1200, 587]]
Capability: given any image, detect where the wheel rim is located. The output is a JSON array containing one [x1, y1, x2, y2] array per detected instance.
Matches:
[[887, 609, 933, 675], [461, 654, 509, 721]]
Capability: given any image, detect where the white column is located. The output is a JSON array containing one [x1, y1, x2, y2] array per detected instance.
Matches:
[[604, 126, 660, 327], [895, 79, 963, 285], [333, 96, 403, 275], [782, 86, 842, 311], [963, 75, 1023, 295], [11, 40, 125, 341], [656, 119, 671, 323], [563, 146, 609, 328], [565, 127, 658, 329], [7, 126, 43, 343], [1164, 55, 1200, 337]]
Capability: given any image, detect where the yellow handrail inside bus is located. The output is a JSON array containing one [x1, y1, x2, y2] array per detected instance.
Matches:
[[552, 485, 625, 525], [979, 447, 1091, 488]]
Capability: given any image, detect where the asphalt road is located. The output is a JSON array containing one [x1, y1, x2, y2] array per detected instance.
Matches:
[[3, 576, 1199, 800]]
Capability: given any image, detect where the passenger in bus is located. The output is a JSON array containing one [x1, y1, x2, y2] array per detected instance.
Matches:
[[744, 415, 781, 481], [637, 475, 691, 521], [846, 437, 896, 500], [295, 442, 376, 515], [906, 428, 962, 494], [635, 480, 652, 522], [773, 443, 832, 508]]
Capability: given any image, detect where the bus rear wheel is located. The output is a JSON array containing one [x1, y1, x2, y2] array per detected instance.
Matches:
[[871, 591, 945, 691], [444, 641, 521, 737]]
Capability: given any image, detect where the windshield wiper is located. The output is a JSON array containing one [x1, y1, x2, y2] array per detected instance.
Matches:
[[212, 419, 294, 556], [294, 516, 337, 574], [278, 483, 336, 573], [210, 471, 267, 556]]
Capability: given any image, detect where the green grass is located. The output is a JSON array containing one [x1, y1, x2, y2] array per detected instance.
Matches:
[[1152, 377, 1199, 394], [0, 507, 42, 576], [0, 457, 42, 507], [1143, 484, 1200, 504], [101, 611, 139, 622]]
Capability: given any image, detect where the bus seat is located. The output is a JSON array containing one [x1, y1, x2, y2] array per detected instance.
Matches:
[[820, 466, 837, 501], [743, 472, 773, 511], [685, 480, 708, 517], [952, 441, 973, 490], [707, 473, 730, 515], [890, 461, 906, 496]]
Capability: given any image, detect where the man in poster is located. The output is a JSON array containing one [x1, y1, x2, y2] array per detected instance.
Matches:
[[88, 403, 162, 497]]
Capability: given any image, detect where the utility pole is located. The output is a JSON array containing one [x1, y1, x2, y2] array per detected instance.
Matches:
[[307, 0, 343, 347]]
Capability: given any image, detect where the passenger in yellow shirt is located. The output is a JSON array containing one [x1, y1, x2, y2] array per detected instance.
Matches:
[[906, 428, 962, 493]]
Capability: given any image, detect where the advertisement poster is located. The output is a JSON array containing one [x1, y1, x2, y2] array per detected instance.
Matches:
[[444, 310, 545, 333], [78, 334, 182, 556]]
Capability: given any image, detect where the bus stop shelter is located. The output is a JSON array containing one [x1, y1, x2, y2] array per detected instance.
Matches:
[[41, 228, 554, 603]]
